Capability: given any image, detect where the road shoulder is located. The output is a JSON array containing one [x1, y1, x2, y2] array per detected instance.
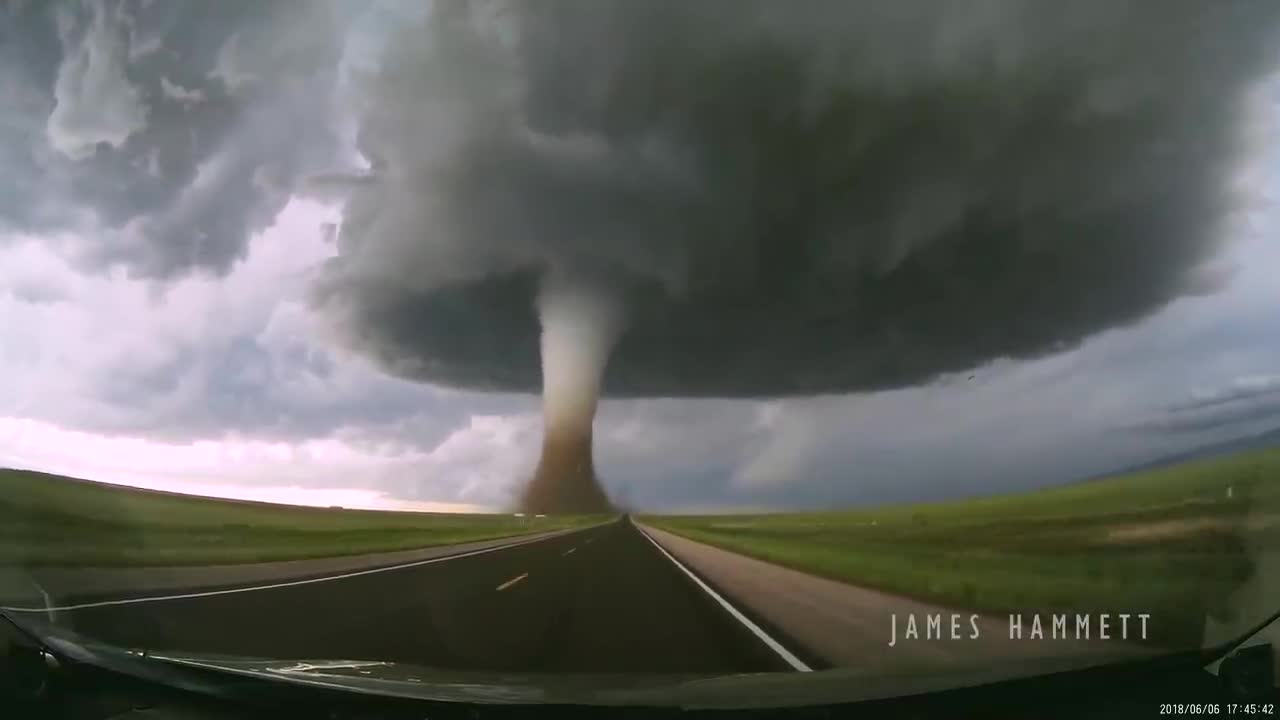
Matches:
[[638, 522, 1154, 671]]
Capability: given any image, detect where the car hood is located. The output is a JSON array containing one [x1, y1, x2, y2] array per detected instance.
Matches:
[[11, 614, 1183, 709], [138, 647, 1161, 709]]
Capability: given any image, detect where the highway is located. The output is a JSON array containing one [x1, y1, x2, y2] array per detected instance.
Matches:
[[3, 516, 1152, 679], [20, 517, 811, 676]]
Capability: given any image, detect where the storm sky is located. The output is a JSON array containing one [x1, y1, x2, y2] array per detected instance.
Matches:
[[2, 0, 1279, 513]]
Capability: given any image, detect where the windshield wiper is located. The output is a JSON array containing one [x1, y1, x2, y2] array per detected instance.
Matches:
[[1204, 606, 1280, 665]]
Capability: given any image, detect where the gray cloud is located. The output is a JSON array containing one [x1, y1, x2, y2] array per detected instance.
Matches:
[[590, 290, 1280, 511], [45, 0, 148, 159], [594, 398, 761, 507], [316, 0, 1280, 400], [1177, 375, 1280, 413], [0, 195, 491, 452], [1151, 404, 1280, 435], [80, 335, 453, 444], [1138, 375, 1280, 435], [1, 0, 350, 280]]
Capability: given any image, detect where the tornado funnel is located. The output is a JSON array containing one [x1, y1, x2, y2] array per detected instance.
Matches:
[[519, 277, 621, 514]]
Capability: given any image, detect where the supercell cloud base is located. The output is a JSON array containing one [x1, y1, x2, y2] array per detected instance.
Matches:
[[315, 1, 1280, 511]]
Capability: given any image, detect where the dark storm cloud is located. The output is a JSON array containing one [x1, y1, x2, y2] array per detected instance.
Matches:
[[0, 0, 348, 278], [315, 0, 1280, 398]]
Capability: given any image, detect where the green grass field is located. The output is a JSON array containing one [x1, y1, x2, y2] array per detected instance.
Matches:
[[643, 447, 1280, 649], [1, 469, 605, 567]]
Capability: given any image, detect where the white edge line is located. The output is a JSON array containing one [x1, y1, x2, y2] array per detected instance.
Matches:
[[633, 522, 812, 673], [1, 524, 603, 614]]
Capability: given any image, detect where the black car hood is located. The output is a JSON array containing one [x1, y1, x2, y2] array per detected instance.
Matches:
[[123, 646, 1163, 709], [7, 613, 1216, 710]]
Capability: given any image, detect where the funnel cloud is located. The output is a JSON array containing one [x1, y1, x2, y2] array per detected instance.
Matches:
[[522, 276, 624, 512], [312, 0, 1280, 511]]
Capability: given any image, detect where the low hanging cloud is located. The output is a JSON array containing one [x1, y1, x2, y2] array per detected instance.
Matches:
[[1180, 375, 1280, 413], [1141, 375, 1280, 435], [316, 0, 1280, 400]]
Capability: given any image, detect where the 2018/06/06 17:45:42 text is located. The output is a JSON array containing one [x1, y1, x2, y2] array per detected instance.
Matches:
[[1160, 703, 1275, 715]]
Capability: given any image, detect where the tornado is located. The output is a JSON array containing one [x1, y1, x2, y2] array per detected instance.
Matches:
[[520, 276, 624, 513], [313, 0, 1280, 515]]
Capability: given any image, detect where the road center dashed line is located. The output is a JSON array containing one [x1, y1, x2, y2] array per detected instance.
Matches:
[[496, 572, 529, 591], [633, 521, 813, 673], [0, 525, 603, 613], [563, 547, 576, 556]]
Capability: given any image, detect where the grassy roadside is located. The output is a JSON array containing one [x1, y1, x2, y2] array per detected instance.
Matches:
[[1, 469, 606, 567], [642, 447, 1280, 649]]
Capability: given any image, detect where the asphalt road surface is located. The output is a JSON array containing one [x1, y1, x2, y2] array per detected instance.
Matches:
[[22, 517, 808, 676]]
